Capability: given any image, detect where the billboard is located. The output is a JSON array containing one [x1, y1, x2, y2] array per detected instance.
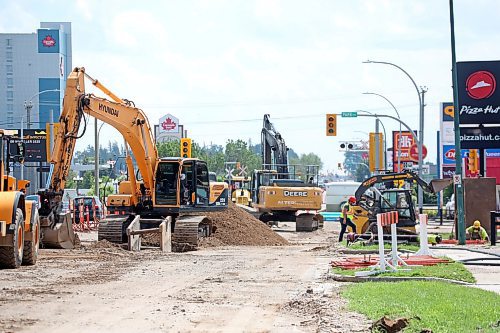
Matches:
[[459, 127, 500, 149], [159, 114, 180, 134], [37, 29, 60, 53], [392, 131, 417, 172], [9, 129, 47, 162], [457, 61, 500, 125]]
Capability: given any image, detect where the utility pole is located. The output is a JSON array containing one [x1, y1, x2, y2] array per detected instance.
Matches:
[[375, 118, 380, 174], [95, 118, 99, 199], [449, 0, 466, 244]]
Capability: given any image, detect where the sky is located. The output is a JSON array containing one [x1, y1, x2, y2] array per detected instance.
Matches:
[[1, 0, 500, 173]]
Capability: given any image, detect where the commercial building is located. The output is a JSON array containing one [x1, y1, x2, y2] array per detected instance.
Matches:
[[0, 22, 72, 129], [0, 22, 72, 192]]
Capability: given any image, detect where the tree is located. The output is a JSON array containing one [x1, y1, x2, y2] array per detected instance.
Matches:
[[65, 170, 77, 189]]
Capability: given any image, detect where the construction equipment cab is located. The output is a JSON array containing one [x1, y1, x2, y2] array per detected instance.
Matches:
[[40, 67, 227, 250], [349, 170, 452, 235], [0, 130, 40, 268], [251, 114, 323, 231]]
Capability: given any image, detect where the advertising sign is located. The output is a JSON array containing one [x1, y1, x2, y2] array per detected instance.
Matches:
[[442, 166, 456, 179], [392, 131, 419, 172], [158, 114, 180, 134], [442, 144, 471, 166], [459, 127, 500, 149], [9, 129, 47, 162], [442, 102, 454, 122], [37, 29, 60, 53], [457, 61, 500, 124]]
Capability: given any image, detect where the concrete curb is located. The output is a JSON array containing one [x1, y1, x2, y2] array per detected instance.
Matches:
[[328, 272, 472, 285], [338, 249, 415, 255]]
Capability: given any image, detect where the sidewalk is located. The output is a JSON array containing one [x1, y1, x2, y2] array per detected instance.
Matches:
[[431, 246, 500, 294]]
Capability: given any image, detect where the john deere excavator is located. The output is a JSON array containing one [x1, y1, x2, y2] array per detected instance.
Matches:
[[0, 131, 40, 268], [349, 170, 452, 235], [39, 67, 227, 250], [251, 114, 323, 231]]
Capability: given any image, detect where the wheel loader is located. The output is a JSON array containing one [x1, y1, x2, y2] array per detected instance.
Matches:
[[0, 130, 40, 268]]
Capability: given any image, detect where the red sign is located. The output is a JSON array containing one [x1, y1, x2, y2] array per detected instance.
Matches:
[[466, 70, 496, 99], [161, 117, 177, 131], [42, 35, 56, 47], [409, 144, 427, 162], [393, 131, 416, 163]]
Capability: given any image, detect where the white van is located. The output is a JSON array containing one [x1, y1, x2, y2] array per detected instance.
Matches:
[[325, 181, 361, 212]]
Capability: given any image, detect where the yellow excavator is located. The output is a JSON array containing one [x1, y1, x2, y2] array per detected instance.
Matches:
[[39, 67, 228, 250], [0, 131, 40, 268], [251, 115, 323, 231]]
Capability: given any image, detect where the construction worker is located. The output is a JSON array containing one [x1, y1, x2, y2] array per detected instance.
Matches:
[[466, 220, 489, 241], [339, 196, 357, 242]]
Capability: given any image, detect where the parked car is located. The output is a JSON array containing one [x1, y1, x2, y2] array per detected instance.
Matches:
[[445, 194, 455, 219], [25, 194, 40, 210], [73, 196, 104, 221]]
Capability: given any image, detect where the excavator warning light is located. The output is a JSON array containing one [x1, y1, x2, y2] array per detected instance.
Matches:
[[180, 138, 192, 158], [326, 114, 337, 136]]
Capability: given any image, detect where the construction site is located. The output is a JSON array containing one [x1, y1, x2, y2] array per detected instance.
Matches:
[[1, 4, 500, 332]]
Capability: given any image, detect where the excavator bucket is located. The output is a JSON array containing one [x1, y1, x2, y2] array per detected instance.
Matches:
[[429, 178, 453, 194], [41, 212, 76, 249]]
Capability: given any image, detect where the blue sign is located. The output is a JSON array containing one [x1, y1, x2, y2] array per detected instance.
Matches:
[[486, 149, 500, 158], [38, 29, 60, 53], [442, 144, 472, 165]]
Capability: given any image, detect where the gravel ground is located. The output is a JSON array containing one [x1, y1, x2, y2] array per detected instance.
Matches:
[[0, 222, 371, 333]]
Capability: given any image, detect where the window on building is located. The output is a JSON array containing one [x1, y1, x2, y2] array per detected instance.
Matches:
[[7, 104, 13, 111], [6, 78, 13, 88], [6, 91, 13, 101], [7, 116, 13, 125], [6, 51, 12, 60], [6, 64, 13, 73], [6, 39, 12, 47]]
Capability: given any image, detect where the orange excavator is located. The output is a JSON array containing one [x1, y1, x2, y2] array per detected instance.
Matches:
[[39, 67, 227, 250]]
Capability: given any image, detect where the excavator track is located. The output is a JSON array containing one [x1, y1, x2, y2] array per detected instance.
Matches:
[[172, 215, 213, 252], [98, 215, 132, 244]]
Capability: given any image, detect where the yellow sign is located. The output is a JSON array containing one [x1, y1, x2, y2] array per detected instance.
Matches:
[[369, 132, 384, 172]]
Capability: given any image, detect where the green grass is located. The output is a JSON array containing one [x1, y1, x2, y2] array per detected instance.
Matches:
[[342, 281, 500, 333], [342, 240, 420, 252], [332, 262, 476, 283]]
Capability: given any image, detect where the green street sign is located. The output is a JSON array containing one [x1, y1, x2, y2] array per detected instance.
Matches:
[[341, 112, 358, 118]]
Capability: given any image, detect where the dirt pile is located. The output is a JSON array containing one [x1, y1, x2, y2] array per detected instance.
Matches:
[[201, 202, 288, 247], [142, 202, 288, 248]]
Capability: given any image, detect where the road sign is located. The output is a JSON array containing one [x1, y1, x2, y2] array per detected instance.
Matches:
[[409, 144, 428, 162], [341, 112, 358, 118], [453, 174, 462, 185]]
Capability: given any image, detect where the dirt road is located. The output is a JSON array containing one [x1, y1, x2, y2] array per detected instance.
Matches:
[[0, 223, 370, 333]]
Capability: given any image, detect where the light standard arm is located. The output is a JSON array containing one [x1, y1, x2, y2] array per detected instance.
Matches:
[[363, 60, 426, 211]]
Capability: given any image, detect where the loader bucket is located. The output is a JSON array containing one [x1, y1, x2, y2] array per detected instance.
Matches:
[[429, 178, 453, 194], [41, 212, 76, 249]]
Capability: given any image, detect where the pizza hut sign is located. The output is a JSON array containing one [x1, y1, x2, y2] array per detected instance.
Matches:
[[158, 114, 180, 134], [457, 61, 500, 124]]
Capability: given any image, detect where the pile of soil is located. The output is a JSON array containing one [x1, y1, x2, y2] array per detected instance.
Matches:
[[142, 202, 288, 248], [201, 202, 288, 247]]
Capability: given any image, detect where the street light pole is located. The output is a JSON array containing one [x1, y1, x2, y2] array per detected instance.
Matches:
[[363, 60, 426, 212]]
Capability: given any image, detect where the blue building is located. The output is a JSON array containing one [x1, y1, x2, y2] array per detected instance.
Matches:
[[0, 22, 72, 129]]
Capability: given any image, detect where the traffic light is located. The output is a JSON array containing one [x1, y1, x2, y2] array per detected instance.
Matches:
[[326, 114, 337, 136], [180, 138, 192, 158], [467, 149, 479, 173]]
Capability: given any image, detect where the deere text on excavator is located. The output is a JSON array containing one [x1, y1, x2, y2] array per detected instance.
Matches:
[[39, 67, 228, 251], [251, 114, 323, 232]]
